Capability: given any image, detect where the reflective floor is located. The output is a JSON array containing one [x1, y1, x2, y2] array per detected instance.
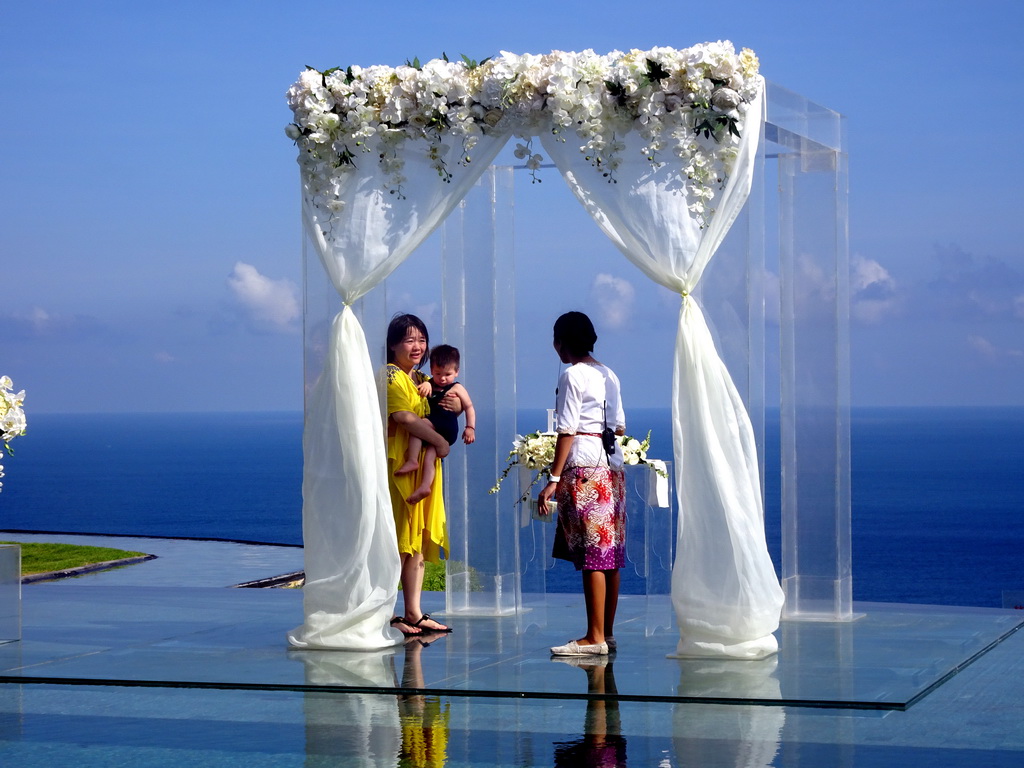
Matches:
[[0, 531, 304, 587], [1, 539, 1023, 766]]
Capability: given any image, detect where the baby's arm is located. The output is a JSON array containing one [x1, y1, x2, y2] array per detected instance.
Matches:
[[453, 384, 477, 444], [416, 379, 433, 398]]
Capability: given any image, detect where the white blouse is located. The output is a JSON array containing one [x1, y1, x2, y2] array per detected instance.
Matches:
[[554, 362, 626, 470]]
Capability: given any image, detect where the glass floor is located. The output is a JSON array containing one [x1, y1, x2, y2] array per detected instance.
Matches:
[[1, 540, 1023, 765], [1, 586, 1021, 710]]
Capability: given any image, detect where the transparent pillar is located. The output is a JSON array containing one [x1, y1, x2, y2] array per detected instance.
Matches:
[[0, 544, 19, 643], [767, 82, 853, 620], [441, 167, 521, 616]]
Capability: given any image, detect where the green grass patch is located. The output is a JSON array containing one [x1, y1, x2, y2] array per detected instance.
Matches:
[[423, 560, 446, 591], [398, 560, 483, 592], [0, 541, 149, 576]]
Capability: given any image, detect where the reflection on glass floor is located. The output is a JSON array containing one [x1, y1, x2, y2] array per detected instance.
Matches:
[[0, 585, 1021, 711], [3, 651, 1024, 768], [0, 580, 1023, 766]]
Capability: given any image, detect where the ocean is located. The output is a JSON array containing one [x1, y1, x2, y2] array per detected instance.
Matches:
[[2, 408, 1022, 608]]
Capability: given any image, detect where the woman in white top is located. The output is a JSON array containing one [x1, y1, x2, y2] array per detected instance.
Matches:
[[538, 311, 626, 656]]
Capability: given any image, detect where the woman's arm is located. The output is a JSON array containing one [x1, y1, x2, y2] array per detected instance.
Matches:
[[537, 433, 574, 513], [437, 389, 463, 414], [390, 410, 451, 459]]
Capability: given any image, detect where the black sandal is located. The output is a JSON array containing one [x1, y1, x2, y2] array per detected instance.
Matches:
[[390, 616, 423, 636], [413, 613, 453, 633]]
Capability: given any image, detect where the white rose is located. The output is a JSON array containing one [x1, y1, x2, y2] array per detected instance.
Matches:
[[710, 58, 735, 81], [711, 88, 741, 111], [299, 69, 323, 90]]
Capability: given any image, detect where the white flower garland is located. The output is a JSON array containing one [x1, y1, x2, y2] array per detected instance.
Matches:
[[0, 376, 27, 493], [286, 43, 761, 227]]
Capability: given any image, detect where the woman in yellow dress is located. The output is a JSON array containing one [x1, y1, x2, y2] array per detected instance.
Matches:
[[384, 313, 454, 635]]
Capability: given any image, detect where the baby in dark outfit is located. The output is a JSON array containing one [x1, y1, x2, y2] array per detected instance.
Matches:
[[394, 344, 476, 503]]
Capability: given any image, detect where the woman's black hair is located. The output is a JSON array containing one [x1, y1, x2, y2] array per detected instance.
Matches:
[[386, 313, 429, 367], [553, 311, 597, 357]]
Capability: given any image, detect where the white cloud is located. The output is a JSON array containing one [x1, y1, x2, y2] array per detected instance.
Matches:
[[590, 273, 635, 329], [968, 334, 998, 358], [928, 245, 1024, 320], [764, 255, 899, 325], [154, 351, 176, 364], [27, 307, 51, 332], [0, 307, 102, 339], [851, 256, 895, 293], [227, 262, 299, 333], [967, 334, 1023, 361], [850, 255, 899, 324]]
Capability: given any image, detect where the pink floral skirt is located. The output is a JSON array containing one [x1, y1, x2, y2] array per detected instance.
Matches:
[[552, 466, 626, 571]]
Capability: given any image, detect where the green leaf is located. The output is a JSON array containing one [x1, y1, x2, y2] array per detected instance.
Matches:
[[646, 57, 670, 82], [460, 53, 488, 69], [605, 79, 628, 108]]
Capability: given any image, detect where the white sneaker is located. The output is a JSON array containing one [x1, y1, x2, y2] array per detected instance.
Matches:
[[550, 640, 609, 656]]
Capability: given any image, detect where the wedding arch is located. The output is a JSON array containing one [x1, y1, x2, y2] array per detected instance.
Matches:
[[283, 44, 847, 659]]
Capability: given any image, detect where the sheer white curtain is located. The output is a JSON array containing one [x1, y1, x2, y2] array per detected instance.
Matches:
[[288, 131, 509, 650], [541, 83, 785, 658]]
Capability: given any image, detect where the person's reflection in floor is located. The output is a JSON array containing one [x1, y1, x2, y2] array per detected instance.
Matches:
[[552, 657, 628, 768], [398, 633, 450, 768]]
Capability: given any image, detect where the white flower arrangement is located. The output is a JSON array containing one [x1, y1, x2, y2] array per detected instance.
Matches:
[[0, 376, 27, 493], [286, 43, 761, 228], [489, 429, 666, 503]]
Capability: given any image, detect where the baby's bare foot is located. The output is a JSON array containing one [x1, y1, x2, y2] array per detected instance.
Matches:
[[406, 485, 431, 504], [394, 460, 419, 476]]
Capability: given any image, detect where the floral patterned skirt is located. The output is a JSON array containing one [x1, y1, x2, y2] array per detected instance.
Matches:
[[552, 466, 626, 571]]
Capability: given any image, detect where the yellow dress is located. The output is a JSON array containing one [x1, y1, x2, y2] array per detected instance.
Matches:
[[385, 363, 448, 563], [399, 697, 450, 768]]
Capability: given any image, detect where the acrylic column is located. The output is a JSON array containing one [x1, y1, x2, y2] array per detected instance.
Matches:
[[0, 544, 19, 643], [440, 167, 521, 616], [769, 82, 853, 620]]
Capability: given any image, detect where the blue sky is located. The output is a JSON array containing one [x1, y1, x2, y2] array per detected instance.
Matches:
[[2, 1, 1022, 412]]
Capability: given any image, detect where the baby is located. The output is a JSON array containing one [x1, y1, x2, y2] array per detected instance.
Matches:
[[395, 344, 476, 503]]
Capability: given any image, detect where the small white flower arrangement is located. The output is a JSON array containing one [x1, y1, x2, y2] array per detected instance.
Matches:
[[489, 431, 557, 501], [0, 376, 27, 493], [490, 429, 666, 503]]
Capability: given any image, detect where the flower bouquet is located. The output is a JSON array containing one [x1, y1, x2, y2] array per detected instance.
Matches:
[[490, 429, 666, 505], [0, 376, 27, 493], [489, 431, 557, 503]]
